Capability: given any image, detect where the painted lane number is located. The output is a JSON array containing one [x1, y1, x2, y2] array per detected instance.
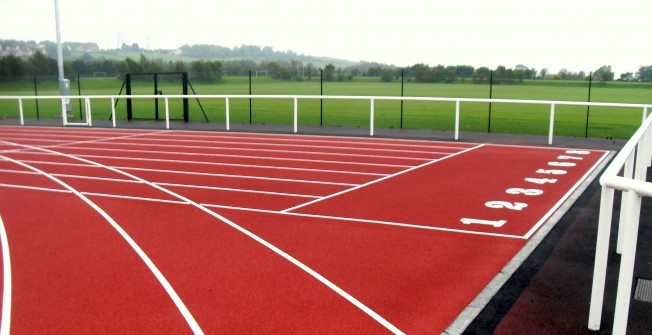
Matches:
[[485, 201, 528, 211], [461, 218, 507, 227], [459, 150, 590, 230]]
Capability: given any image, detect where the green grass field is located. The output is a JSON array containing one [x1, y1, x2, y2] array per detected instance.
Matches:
[[1, 77, 651, 138]]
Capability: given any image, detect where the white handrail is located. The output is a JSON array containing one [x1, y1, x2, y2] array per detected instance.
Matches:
[[589, 111, 652, 334], [2, 92, 652, 333], [1, 94, 651, 145]]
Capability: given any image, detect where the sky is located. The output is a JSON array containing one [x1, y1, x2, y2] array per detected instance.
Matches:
[[1, 0, 651, 76]]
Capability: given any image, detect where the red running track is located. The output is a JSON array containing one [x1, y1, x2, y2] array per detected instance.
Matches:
[[0, 125, 609, 334]]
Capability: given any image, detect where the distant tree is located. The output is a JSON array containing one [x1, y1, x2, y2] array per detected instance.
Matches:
[[323, 63, 335, 81], [173, 61, 186, 72], [380, 68, 393, 82], [494, 65, 508, 83], [189, 60, 222, 82], [28, 51, 57, 76], [0, 55, 24, 80], [558, 68, 569, 80], [594, 65, 614, 82], [455, 65, 475, 79], [445, 66, 457, 83], [410, 64, 430, 82], [637, 65, 652, 82], [305, 63, 315, 80], [619, 72, 635, 81], [539, 68, 548, 79], [473, 67, 491, 83]]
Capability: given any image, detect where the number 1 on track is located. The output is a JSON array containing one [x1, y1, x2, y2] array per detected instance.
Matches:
[[460, 218, 507, 228]]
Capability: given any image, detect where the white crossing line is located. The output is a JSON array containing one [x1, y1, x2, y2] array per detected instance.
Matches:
[[201, 203, 526, 240], [0, 153, 205, 335], [8, 137, 408, 335], [282, 144, 486, 213]]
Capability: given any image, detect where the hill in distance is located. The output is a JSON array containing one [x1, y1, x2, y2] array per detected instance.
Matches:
[[0, 39, 360, 68]]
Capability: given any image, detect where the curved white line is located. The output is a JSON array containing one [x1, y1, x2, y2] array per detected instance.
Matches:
[[0, 152, 204, 335], [0, 215, 12, 335], [5, 143, 407, 334]]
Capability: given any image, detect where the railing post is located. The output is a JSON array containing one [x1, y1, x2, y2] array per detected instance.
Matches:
[[61, 98, 68, 126], [588, 186, 615, 330], [612, 190, 642, 335], [18, 98, 24, 126], [548, 103, 555, 145], [643, 107, 648, 124], [165, 97, 170, 130], [85, 97, 92, 127], [617, 152, 635, 254], [370, 98, 375, 136], [293, 97, 298, 133], [225, 97, 230, 131], [455, 100, 460, 141], [111, 97, 116, 128]]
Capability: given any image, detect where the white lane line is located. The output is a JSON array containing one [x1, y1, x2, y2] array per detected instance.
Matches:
[[55, 146, 414, 169], [68, 154, 390, 177], [81, 192, 189, 205], [52, 173, 141, 184], [14, 160, 359, 187], [13, 142, 407, 335], [128, 137, 457, 156], [155, 182, 321, 199], [0, 151, 205, 335], [0, 168, 39, 176], [0, 168, 321, 199], [0, 178, 524, 240], [201, 204, 526, 240], [282, 144, 486, 213], [115, 166, 359, 187], [154, 131, 475, 150], [0, 183, 70, 193], [0, 179, 523, 239], [91, 141, 434, 162], [0, 215, 12, 335], [0, 130, 168, 155]]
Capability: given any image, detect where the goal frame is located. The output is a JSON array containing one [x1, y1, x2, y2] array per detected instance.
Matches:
[[124, 72, 189, 122]]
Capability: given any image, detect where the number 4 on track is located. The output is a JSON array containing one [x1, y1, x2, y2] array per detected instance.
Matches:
[[460, 218, 507, 227]]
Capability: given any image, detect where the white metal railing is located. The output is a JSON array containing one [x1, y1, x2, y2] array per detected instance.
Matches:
[[1, 94, 651, 145], [1, 93, 652, 332], [588, 110, 652, 334]]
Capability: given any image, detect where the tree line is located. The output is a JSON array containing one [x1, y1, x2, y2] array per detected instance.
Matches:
[[1, 50, 650, 84]]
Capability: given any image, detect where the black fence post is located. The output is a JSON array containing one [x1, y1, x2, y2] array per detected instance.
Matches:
[[126, 74, 133, 121], [488, 70, 494, 133], [77, 74, 82, 119], [585, 72, 593, 138], [400, 69, 405, 129], [33, 76, 40, 119], [249, 70, 252, 124], [320, 69, 323, 126], [153, 73, 159, 120]]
